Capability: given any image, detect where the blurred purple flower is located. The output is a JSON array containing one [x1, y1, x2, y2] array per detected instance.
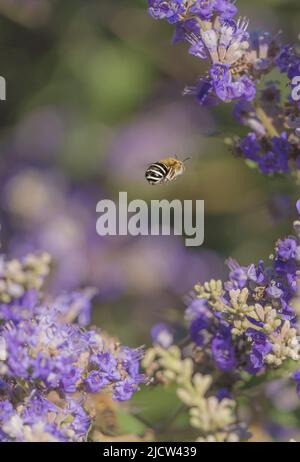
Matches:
[[151, 323, 174, 348]]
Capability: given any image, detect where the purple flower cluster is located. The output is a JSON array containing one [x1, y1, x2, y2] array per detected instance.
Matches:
[[149, 0, 186, 24], [231, 40, 300, 173], [293, 371, 300, 397], [147, 1, 300, 175], [236, 130, 292, 175], [0, 395, 91, 442], [185, 200, 300, 376], [0, 254, 145, 442], [148, 1, 258, 103], [276, 45, 300, 82], [149, 0, 237, 25], [233, 79, 300, 174]]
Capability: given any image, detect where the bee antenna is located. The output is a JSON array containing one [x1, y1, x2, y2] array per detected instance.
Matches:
[[183, 157, 191, 163]]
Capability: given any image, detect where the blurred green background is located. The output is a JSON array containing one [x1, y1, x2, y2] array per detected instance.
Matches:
[[0, 0, 300, 441]]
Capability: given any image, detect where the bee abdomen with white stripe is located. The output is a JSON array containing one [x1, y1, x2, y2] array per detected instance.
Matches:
[[145, 162, 169, 185]]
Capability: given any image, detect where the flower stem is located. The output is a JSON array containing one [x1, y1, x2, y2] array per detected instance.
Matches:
[[195, 17, 209, 31], [255, 104, 280, 138]]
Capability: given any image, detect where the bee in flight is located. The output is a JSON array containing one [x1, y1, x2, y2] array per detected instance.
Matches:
[[145, 156, 191, 185]]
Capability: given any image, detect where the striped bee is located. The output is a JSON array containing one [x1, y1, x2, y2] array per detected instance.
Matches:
[[145, 157, 190, 185], [91, 393, 119, 436]]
